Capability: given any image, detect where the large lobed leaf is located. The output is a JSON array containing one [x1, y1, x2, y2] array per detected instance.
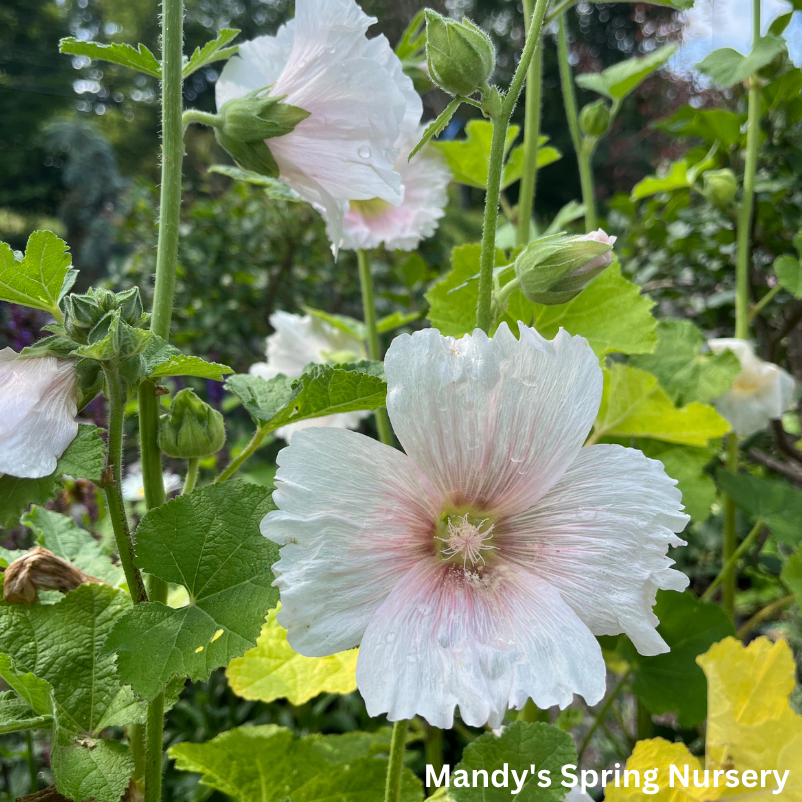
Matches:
[[104, 481, 279, 700], [696, 35, 787, 88]]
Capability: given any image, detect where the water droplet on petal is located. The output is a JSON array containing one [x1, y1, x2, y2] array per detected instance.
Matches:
[[386, 632, 396, 643], [358, 145, 371, 159]]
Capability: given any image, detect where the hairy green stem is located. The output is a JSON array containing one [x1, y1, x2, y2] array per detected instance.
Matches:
[[702, 518, 763, 602], [557, 16, 596, 231], [102, 368, 149, 604], [735, 0, 762, 340], [183, 457, 200, 495], [182, 109, 221, 130], [357, 249, 393, 446], [749, 283, 781, 321], [384, 719, 408, 802], [516, 0, 544, 247], [476, 0, 550, 332], [722, 434, 740, 619], [737, 594, 796, 639], [577, 670, 631, 762], [25, 731, 37, 792], [215, 426, 269, 483]]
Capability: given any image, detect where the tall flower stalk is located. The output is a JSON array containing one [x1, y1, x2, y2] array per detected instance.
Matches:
[[475, 0, 552, 332], [722, 0, 761, 619]]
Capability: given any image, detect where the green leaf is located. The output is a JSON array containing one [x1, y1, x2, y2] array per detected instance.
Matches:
[[780, 548, 802, 597], [654, 106, 743, 149], [226, 605, 357, 705], [0, 424, 106, 529], [500, 140, 562, 189], [717, 471, 802, 544], [51, 730, 135, 802], [775, 255, 802, 298], [409, 98, 461, 159], [451, 721, 576, 801], [433, 120, 522, 190], [622, 591, 734, 728], [0, 691, 52, 734], [376, 310, 420, 333], [594, 364, 730, 446], [208, 165, 302, 202], [71, 313, 152, 362], [225, 374, 295, 425], [425, 244, 506, 337], [104, 481, 279, 700], [630, 319, 741, 406], [21, 507, 123, 586], [543, 200, 586, 236], [640, 442, 717, 523], [631, 159, 692, 200], [183, 28, 239, 78], [576, 44, 677, 101], [0, 585, 146, 735], [169, 725, 423, 802], [0, 231, 72, 316], [142, 335, 234, 381], [511, 263, 657, 357], [0, 654, 54, 720], [303, 306, 366, 339], [696, 36, 787, 88], [59, 37, 161, 77]]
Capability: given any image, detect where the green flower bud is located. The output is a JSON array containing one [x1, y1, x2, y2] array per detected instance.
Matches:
[[424, 10, 495, 97], [215, 90, 310, 178], [63, 287, 148, 345], [514, 230, 615, 305], [579, 100, 611, 139], [702, 168, 738, 207], [159, 389, 226, 459]]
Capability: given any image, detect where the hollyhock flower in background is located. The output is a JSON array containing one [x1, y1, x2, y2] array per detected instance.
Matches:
[[215, 0, 422, 250], [333, 127, 451, 252], [262, 324, 689, 728], [122, 464, 183, 502], [250, 311, 369, 441], [708, 338, 795, 436], [0, 349, 79, 479]]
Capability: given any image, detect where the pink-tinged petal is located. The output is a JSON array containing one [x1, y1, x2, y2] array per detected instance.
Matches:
[[356, 559, 605, 728], [503, 444, 689, 656], [0, 352, 79, 479], [261, 427, 439, 656], [384, 324, 602, 518]]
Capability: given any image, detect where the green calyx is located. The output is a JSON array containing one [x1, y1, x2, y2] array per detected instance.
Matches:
[[215, 90, 310, 178], [424, 10, 496, 98], [63, 287, 148, 345], [512, 232, 613, 306], [159, 388, 226, 459]]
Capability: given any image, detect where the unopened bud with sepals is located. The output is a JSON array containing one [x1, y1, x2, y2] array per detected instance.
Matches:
[[159, 388, 226, 459]]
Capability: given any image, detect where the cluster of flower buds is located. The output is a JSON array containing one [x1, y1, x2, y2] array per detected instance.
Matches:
[[159, 388, 226, 459]]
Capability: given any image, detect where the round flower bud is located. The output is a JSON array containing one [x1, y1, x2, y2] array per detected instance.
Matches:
[[424, 10, 495, 97], [579, 100, 611, 139], [158, 389, 226, 459], [702, 169, 738, 207]]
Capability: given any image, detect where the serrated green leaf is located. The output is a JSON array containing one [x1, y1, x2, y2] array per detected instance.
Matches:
[[20, 335, 79, 359], [653, 106, 743, 148], [104, 481, 279, 700], [451, 721, 576, 801], [0, 547, 26, 568], [409, 98, 461, 160], [640, 441, 717, 522], [142, 335, 233, 380], [59, 37, 161, 77], [631, 159, 691, 200], [696, 35, 787, 88], [183, 28, 239, 78], [621, 591, 734, 728], [718, 471, 802, 544], [51, 734, 134, 802], [594, 364, 730, 446], [0, 424, 106, 529], [576, 44, 677, 101], [0, 691, 52, 734], [225, 374, 295, 424], [510, 263, 657, 357], [425, 244, 506, 337], [0, 231, 72, 316], [0, 654, 54, 719], [0, 585, 146, 735], [630, 319, 741, 406], [208, 165, 302, 201], [775, 255, 802, 298], [226, 605, 357, 705], [21, 507, 123, 586], [169, 726, 423, 802]]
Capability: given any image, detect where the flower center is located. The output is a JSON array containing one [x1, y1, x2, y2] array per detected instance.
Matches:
[[350, 197, 392, 219], [436, 512, 497, 568]]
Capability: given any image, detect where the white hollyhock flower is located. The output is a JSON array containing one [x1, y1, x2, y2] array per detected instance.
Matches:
[[0, 349, 79, 479], [250, 311, 369, 441], [334, 128, 451, 252], [122, 465, 183, 501], [262, 324, 689, 728], [708, 338, 795, 436], [215, 0, 422, 250]]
